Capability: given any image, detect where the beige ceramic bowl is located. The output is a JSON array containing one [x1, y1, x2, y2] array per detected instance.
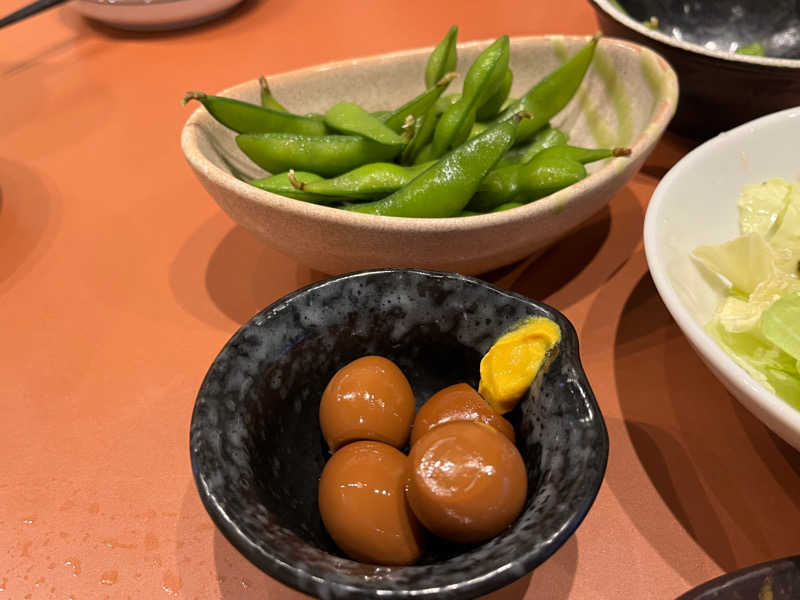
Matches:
[[181, 35, 678, 275]]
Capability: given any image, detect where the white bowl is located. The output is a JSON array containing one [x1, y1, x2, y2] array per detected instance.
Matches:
[[644, 105, 800, 450], [182, 35, 678, 275], [72, 0, 243, 30]]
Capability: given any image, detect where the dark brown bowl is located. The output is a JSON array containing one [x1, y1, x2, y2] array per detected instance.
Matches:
[[589, 0, 800, 139]]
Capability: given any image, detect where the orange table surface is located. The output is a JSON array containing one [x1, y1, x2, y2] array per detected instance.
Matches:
[[1, 1, 799, 598]]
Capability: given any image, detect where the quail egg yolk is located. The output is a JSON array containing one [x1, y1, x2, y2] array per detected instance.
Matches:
[[478, 317, 561, 414]]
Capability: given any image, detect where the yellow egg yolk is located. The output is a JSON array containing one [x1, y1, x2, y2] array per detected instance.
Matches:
[[478, 316, 561, 414]]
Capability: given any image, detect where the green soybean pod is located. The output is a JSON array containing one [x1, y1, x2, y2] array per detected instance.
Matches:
[[401, 109, 439, 165], [258, 76, 287, 112], [345, 114, 522, 218], [324, 102, 406, 145], [382, 72, 458, 133], [249, 171, 341, 204], [430, 35, 510, 157], [497, 33, 600, 144], [517, 127, 570, 163], [236, 133, 402, 177], [425, 25, 459, 88], [476, 69, 513, 121], [532, 144, 631, 164], [492, 201, 524, 212], [467, 121, 490, 139], [467, 164, 522, 212], [294, 161, 435, 200], [435, 93, 461, 114], [183, 91, 327, 136], [469, 141, 628, 211], [493, 125, 569, 169], [516, 155, 587, 201], [412, 142, 436, 165], [469, 157, 586, 211]]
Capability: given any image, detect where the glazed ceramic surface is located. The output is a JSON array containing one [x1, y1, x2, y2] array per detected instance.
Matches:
[[181, 35, 677, 275], [589, 0, 800, 138], [643, 106, 800, 451], [190, 269, 608, 599], [615, 0, 800, 59], [72, 0, 243, 30], [677, 555, 800, 600]]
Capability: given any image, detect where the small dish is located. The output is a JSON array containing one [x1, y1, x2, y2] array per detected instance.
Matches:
[[72, 0, 243, 31], [677, 555, 800, 599], [189, 268, 608, 599], [589, 0, 800, 138], [643, 106, 800, 451], [181, 35, 677, 275]]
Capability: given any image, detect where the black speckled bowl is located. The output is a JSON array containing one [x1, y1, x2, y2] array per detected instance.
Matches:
[[189, 269, 608, 599], [589, 0, 800, 139]]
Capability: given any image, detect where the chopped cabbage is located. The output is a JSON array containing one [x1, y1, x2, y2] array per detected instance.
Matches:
[[762, 292, 800, 361], [693, 233, 775, 295], [738, 177, 791, 236], [692, 177, 800, 410]]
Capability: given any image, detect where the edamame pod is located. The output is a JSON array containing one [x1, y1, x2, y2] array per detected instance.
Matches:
[[183, 91, 327, 136], [535, 144, 631, 164], [517, 126, 570, 163], [476, 69, 513, 121], [469, 156, 586, 211], [493, 125, 568, 169], [249, 171, 342, 204], [382, 72, 458, 133], [425, 25, 459, 88], [492, 201, 524, 212], [431, 35, 510, 157], [324, 102, 406, 145], [403, 26, 460, 165], [259, 76, 287, 112], [468, 142, 628, 211], [291, 160, 436, 200], [435, 93, 461, 114], [236, 133, 402, 177], [497, 33, 600, 144], [516, 156, 587, 200], [401, 109, 439, 165], [345, 113, 523, 217], [467, 121, 490, 139], [468, 163, 521, 211], [412, 142, 436, 165]]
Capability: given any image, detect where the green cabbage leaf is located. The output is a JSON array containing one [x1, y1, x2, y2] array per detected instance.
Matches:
[[693, 177, 800, 410]]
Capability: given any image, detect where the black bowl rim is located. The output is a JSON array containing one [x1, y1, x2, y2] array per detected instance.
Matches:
[[588, 0, 800, 69], [676, 555, 800, 599], [189, 267, 609, 598]]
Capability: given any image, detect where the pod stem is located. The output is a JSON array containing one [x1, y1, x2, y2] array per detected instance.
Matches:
[[513, 110, 535, 122], [258, 75, 270, 94], [287, 169, 305, 190], [436, 72, 459, 87], [181, 90, 207, 106], [612, 147, 632, 157]]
